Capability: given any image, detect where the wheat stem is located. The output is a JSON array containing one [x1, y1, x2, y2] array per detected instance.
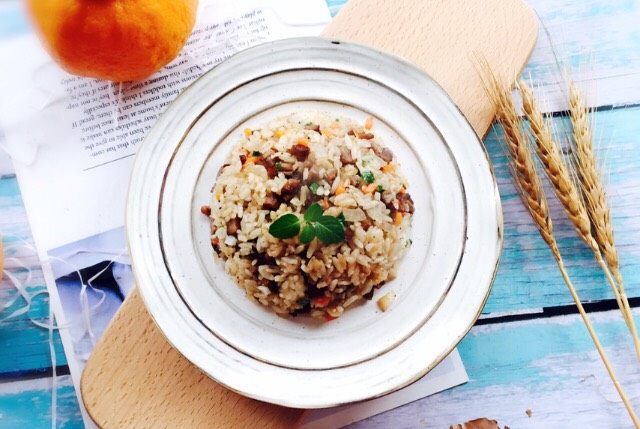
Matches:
[[518, 80, 640, 358], [482, 69, 639, 427], [554, 253, 640, 428], [568, 82, 640, 360]]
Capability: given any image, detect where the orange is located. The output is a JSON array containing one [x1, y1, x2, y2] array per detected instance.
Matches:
[[27, 0, 198, 81]]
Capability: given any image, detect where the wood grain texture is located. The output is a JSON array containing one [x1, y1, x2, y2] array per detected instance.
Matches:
[[81, 1, 538, 428], [322, 0, 539, 137], [81, 289, 303, 429]]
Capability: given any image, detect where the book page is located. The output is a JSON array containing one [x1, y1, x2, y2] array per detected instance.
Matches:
[[0, 0, 330, 251]]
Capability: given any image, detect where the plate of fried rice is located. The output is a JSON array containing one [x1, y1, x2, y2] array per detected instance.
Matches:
[[127, 38, 502, 407]]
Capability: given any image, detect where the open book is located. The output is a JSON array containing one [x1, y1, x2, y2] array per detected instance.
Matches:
[[0, 1, 467, 427]]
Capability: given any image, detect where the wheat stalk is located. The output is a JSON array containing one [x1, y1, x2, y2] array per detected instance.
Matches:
[[519, 80, 640, 359], [482, 69, 639, 427], [568, 82, 639, 358]]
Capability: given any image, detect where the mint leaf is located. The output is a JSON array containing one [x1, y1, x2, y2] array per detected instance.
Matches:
[[308, 182, 320, 195], [304, 203, 323, 222], [315, 216, 345, 244], [337, 212, 346, 227], [268, 214, 300, 239], [299, 223, 316, 244], [361, 170, 375, 184]]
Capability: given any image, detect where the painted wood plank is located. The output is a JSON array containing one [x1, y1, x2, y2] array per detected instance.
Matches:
[[349, 310, 640, 428], [0, 175, 68, 376], [0, 375, 82, 429], [484, 105, 640, 314]]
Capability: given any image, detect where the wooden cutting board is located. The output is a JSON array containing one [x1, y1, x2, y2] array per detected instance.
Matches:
[[81, 1, 538, 427]]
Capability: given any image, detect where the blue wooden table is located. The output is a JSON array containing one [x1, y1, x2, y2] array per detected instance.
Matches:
[[2, 0, 640, 427]]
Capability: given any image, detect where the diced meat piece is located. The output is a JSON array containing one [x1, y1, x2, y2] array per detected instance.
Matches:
[[211, 238, 220, 254], [281, 178, 301, 194], [267, 280, 280, 293], [325, 168, 337, 182], [371, 142, 394, 163], [345, 227, 355, 248], [362, 288, 375, 300], [347, 129, 355, 136], [381, 190, 395, 204], [289, 144, 310, 161], [250, 252, 275, 267], [281, 179, 301, 201], [397, 192, 415, 214], [262, 193, 279, 210], [304, 279, 325, 299], [340, 146, 354, 164], [200, 205, 211, 216], [239, 154, 247, 164], [226, 217, 241, 235], [255, 157, 277, 178], [360, 218, 372, 231], [304, 123, 321, 133], [356, 131, 375, 140]]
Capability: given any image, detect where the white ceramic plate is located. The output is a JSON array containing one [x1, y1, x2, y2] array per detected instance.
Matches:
[[127, 37, 502, 408]]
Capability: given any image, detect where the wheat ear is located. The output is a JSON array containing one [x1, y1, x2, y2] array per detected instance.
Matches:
[[519, 81, 640, 359], [568, 82, 639, 358], [483, 70, 639, 428]]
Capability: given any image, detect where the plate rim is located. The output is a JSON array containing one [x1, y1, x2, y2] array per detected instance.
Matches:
[[127, 36, 503, 408]]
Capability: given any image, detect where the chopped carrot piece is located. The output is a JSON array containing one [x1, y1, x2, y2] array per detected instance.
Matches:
[[393, 211, 403, 225], [398, 186, 406, 194], [381, 163, 395, 173], [313, 296, 331, 308], [364, 116, 374, 129], [274, 129, 284, 138], [297, 137, 309, 146], [362, 183, 376, 194], [244, 127, 252, 137], [335, 185, 346, 195]]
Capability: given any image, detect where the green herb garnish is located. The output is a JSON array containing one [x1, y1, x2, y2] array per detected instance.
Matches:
[[314, 216, 345, 244], [337, 212, 346, 227], [275, 162, 282, 171], [268, 203, 345, 244], [304, 202, 323, 222], [299, 224, 316, 244], [308, 182, 320, 195], [377, 184, 384, 192], [361, 170, 375, 184], [268, 213, 300, 239], [252, 150, 262, 157]]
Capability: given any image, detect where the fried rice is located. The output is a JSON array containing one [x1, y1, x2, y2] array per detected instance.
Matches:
[[202, 112, 414, 320]]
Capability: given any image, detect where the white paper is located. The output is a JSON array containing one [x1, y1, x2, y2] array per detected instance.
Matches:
[[301, 350, 468, 429], [0, 1, 468, 427]]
